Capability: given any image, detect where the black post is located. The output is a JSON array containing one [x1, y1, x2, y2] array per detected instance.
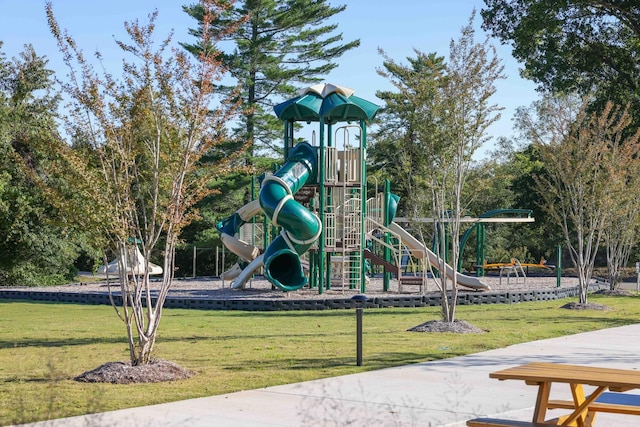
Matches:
[[356, 307, 363, 366], [351, 294, 367, 366]]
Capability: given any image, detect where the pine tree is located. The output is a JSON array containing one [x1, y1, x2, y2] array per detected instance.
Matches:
[[182, 0, 360, 161]]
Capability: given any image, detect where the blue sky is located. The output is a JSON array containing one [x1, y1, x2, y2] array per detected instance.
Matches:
[[1, 0, 539, 157]]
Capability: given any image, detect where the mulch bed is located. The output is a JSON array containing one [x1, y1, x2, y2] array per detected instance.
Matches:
[[407, 319, 486, 334], [75, 359, 192, 384], [560, 302, 610, 311]]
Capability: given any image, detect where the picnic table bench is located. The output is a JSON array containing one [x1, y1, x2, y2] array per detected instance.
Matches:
[[466, 418, 555, 426]]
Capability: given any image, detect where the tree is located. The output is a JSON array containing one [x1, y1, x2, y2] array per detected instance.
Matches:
[[484, 141, 562, 263], [0, 43, 91, 286], [481, 0, 640, 113], [370, 51, 447, 215], [523, 94, 639, 303], [45, 1, 244, 366], [374, 13, 504, 323], [182, 0, 360, 159], [598, 109, 640, 290]]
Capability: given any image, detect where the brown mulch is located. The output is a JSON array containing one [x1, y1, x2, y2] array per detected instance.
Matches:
[[560, 302, 610, 311], [407, 319, 486, 334], [74, 359, 193, 384]]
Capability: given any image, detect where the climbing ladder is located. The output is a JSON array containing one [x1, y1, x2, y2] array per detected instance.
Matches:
[[321, 143, 364, 290]]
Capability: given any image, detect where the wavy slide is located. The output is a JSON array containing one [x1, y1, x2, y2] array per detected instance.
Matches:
[[215, 199, 263, 285], [217, 142, 321, 291], [388, 222, 490, 291], [259, 142, 321, 291], [216, 199, 262, 283]]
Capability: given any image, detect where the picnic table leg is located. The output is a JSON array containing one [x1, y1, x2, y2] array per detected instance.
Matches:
[[533, 381, 552, 423], [556, 384, 606, 427], [583, 410, 597, 427]]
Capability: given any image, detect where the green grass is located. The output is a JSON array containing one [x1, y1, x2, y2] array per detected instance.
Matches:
[[1, 294, 639, 425]]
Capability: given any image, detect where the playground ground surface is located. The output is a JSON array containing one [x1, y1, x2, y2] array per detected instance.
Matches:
[[6, 273, 599, 301]]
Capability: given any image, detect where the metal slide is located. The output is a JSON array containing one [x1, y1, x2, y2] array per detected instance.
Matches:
[[259, 142, 321, 291], [388, 222, 490, 291]]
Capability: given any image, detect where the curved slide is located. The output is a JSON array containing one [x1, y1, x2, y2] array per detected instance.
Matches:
[[96, 246, 163, 278], [217, 142, 321, 291], [388, 222, 490, 291], [216, 200, 263, 286], [259, 142, 321, 291]]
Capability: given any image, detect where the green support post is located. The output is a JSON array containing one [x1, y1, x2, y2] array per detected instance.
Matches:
[[360, 120, 368, 293], [309, 250, 316, 288], [318, 118, 325, 295], [383, 179, 392, 291], [309, 197, 317, 288], [476, 224, 485, 277]]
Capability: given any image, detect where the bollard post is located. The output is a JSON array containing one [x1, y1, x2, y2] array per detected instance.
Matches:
[[556, 244, 562, 288], [351, 294, 367, 366], [193, 246, 197, 278]]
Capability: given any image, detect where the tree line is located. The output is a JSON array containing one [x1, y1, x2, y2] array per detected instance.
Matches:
[[0, 0, 639, 363], [1, 1, 638, 289]]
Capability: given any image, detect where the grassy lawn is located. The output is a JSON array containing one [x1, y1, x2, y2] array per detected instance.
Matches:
[[1, 293, 639, 425]]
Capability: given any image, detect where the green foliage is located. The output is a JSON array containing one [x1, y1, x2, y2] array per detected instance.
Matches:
[[469, 140, 563, 265], [371, 12, 504, 321], [480, 0, 640, 272], [0, 43, 88, 286], [481, 0, 640, 117], [182, 0, 360, 158]]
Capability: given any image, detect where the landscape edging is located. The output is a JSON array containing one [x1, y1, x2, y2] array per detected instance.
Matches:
[[0, 282, 610, 311]]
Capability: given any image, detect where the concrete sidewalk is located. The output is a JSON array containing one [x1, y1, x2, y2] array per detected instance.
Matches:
[[15, 323, 640, 427]]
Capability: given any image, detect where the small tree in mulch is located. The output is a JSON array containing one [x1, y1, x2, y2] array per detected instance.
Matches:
[[532, 98, 640, 306], [44, 1, 246, 381]]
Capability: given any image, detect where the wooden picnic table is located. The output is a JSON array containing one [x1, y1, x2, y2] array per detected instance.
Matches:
[[489, 362, 640, 426]]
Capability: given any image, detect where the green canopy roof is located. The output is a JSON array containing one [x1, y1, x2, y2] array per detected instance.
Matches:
[[274, 83, 379, 123]]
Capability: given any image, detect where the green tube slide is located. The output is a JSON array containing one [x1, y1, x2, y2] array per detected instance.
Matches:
[[216, 212, 244, 237], [260, 142, 321, 291]]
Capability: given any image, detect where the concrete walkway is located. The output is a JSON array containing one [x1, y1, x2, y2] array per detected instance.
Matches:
[[14, 323, 640, 427]]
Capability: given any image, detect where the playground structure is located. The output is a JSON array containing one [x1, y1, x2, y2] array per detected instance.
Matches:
[[482, 258, 554, 272], [217, 83, 490, 294], [481, 257, 555, 287]]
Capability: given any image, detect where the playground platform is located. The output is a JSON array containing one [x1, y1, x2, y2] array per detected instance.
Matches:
[[14, 317, 640, 426]]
